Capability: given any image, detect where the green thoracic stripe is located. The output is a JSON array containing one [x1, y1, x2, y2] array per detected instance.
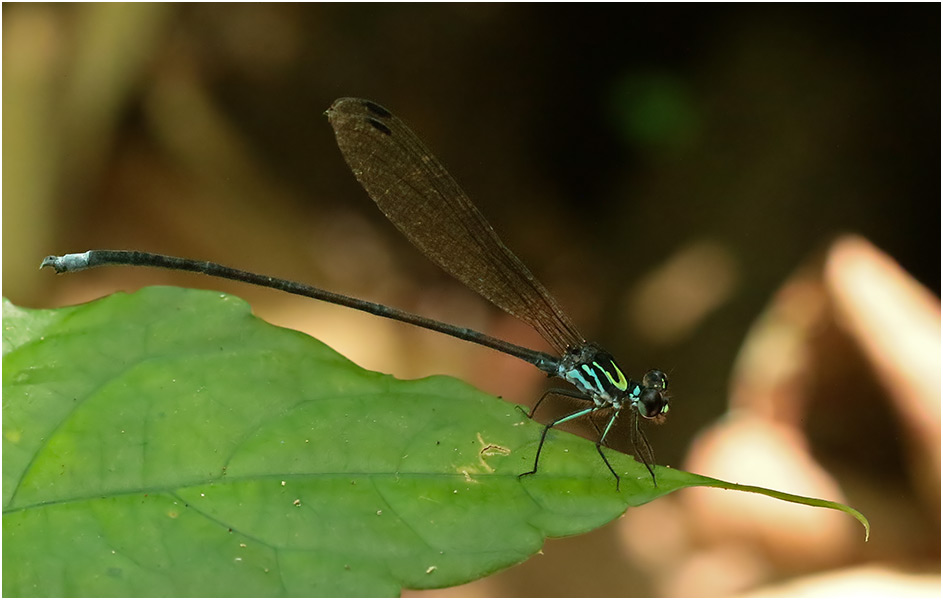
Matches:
[[595, 359, 628, 391]]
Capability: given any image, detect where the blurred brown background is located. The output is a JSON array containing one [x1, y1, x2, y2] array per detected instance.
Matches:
[[3, 4, 939, 597]]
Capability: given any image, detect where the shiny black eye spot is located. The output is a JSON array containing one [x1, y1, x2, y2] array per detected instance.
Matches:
[[638, 388, 668, 419], [363, 100, 392, 118], [366, 118, 393, 136], [643, 369, 668, 390]]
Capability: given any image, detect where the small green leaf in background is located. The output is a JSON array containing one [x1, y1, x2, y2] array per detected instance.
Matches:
[[2, 288, 868, 596]]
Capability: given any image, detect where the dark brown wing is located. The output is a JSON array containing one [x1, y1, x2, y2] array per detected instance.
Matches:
[[326, 98, 584, 354]]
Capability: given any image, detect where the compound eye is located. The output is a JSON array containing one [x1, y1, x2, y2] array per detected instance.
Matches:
[[643, 369, 668, 391], [638, 388, 668, 419]]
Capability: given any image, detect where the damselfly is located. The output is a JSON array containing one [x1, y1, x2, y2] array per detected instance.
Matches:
[[41, 98, 670, 489]]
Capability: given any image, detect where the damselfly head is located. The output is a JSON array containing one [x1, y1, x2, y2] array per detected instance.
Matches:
[[637, 369, 670, 423]]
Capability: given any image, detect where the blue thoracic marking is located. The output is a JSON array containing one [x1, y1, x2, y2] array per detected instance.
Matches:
[[581, 363, 604, 393], [560, 355, 638, 409], [565, 367, 592, 392]]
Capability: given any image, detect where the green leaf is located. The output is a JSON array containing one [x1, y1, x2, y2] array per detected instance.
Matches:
[[2, 288, 869, 596]]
